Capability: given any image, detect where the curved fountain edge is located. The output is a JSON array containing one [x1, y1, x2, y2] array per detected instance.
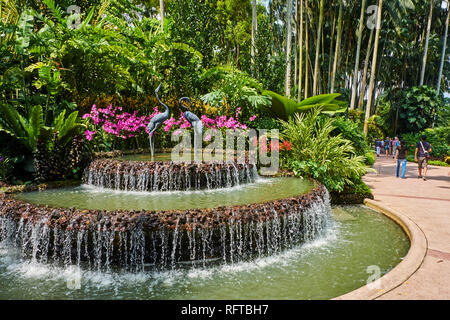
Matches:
[[0, 180, 325, 232], [333, 199, 427, 300]]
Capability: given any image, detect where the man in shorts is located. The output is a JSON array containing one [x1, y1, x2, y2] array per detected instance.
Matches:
[[415, 135, 432, 181]]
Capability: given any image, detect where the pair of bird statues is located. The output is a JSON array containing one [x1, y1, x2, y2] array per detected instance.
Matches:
[[147, 83, 203, 157]]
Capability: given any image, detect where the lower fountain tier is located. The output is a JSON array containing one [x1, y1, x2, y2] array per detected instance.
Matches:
[[0, 184, 332, 271], [83, 158, 258, 192]]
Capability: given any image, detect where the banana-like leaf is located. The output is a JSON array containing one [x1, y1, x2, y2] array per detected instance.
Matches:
[[262, 90, 346, 120], [297, 93, 341, 107]]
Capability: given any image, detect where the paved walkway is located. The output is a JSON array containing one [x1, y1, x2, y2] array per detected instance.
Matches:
[[363, 156, 450, 299]]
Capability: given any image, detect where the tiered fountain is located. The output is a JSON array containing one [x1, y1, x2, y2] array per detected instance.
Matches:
[[0, 85, 333, 273]]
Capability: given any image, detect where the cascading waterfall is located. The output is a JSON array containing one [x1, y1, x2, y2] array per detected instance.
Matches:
[[83, 159, 259, 192], [0, 189, 333, 272]]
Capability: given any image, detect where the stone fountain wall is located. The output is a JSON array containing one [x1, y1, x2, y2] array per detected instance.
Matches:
[[0, 184, 331, 271], [83, 159, 259, 191]]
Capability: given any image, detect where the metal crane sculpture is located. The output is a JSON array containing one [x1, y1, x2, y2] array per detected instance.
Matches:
[[179, 97, 203, 161], [147, 83, 170, 158]]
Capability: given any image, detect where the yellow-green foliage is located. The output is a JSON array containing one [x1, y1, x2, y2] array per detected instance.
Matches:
[[280, 108, 371, 192]]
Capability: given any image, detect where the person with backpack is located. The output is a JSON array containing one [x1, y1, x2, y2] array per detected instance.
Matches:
[[415, 135, 432, 181], [395, 141, 407, 179]]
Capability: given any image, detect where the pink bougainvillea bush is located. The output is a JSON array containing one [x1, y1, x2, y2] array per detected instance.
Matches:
[[82, 104, 258, 151]]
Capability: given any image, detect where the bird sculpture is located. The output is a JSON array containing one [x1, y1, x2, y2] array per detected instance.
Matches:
[[147, 83, 170, 158], [179, 97, 203, 160]]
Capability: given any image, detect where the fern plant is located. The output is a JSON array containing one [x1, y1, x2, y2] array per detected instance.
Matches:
[[0, 103, 83, 152]]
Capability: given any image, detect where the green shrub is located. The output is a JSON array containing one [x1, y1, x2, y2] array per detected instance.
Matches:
[[280, 108, 370, 192], [401, 127, 450, 159], [330, 178, 374, 205], [331, 116, 371, 156], [377, 86, 445, 135], [365, 152, 376, 166]]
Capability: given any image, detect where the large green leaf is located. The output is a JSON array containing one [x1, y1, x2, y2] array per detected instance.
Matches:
[[297, 93, 341, 107], [57, 111, 82, 146], [262, 90, 346, 120], [28, 105, 44, 149], [14, 9, 34, 53]]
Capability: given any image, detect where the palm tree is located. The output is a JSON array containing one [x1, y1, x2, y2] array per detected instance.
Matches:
[[304, 0, 310, 98], [298, 0, 304, 100], [364, 0, 383, 135], [358, 27, 374, 110], [420, 0, 434, 86], [436, 2, 449, 96], [159, 0, 164, 31], [330, 0, 343, 93], [285, 0, 293, 97], [350, 0, 367, 109], [251, 0, 257, 70], [313, 0, 324, 96]]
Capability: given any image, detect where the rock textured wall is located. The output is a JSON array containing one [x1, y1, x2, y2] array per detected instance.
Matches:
[[0, 184, 331, 271]]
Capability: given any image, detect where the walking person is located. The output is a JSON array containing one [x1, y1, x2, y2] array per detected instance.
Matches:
[[391, 136, 399, 159], [395, 141, 407, 179], [384, 137, 390, 157], [415, 135, 432, 181], [375, 138, 381, 157]]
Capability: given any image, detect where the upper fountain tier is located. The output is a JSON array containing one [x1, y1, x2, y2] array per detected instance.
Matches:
[[83, 157, 258, 192]]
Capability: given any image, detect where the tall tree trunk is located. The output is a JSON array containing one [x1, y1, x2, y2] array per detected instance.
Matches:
[[420, 0, 433, 86], [298, 0, 304, 100], [251, 0, 257, 73], [304, 0, 309, 98], [433, 5, 449, 128], [330, 0, 343, 93], [350, 0, 367, 109], [294, 0, 298, 96], [358, 27, 374, 110], [436, 6, 449, 96], [363, 0, 383, 135], [159, 0, 165, 32], [328, 11, 336, 92], [313, 0, 324, 96], [285, 0, 293, 97]]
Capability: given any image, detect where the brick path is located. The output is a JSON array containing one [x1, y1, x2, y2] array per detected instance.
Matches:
[[363, 156, 450, 299]]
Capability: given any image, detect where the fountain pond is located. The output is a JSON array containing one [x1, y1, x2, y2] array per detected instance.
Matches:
[[0, 156, 410, 299]]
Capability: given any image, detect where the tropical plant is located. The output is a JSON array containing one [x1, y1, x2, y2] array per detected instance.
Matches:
[[279, 108, 370, 192], [0, 103, 83, 152], [262, 90, 346, 120], [377, 86, 444, 135], [200, 66, 271, 119], [401, 127, 450, 159], [331, 116, 371, 157]]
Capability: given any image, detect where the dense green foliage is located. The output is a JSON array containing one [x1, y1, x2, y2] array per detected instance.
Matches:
[[280, 109, 370, 192], [377, 86, 448, 135], [401, 127, 450, 159], [0, 0, 448, 199]]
